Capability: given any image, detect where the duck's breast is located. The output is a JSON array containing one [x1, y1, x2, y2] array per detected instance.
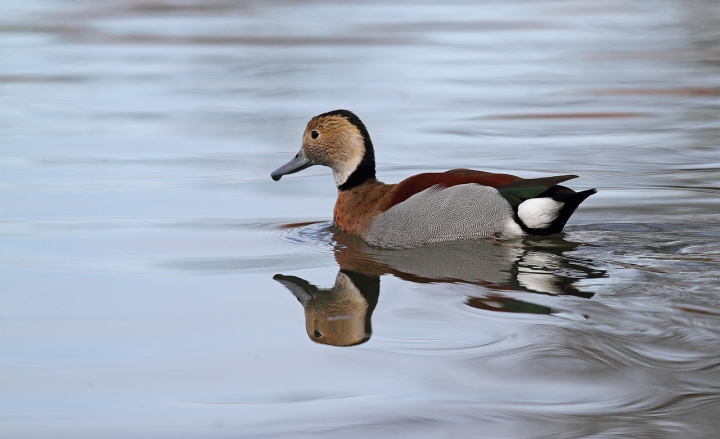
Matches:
[[364, 183, 525, 248]]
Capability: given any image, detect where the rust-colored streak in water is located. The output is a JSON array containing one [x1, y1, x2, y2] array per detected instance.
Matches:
[[278, 221, 326, 229]]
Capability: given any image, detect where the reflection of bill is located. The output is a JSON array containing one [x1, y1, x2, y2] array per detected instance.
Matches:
[[274, 271, 378, 347], [274, 229, 605, 346]]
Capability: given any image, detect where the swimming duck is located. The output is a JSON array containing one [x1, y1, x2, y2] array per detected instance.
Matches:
[[271, 109, 596, 248]]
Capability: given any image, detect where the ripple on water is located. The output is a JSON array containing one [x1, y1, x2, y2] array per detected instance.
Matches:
[[157, 220, 336, 274]]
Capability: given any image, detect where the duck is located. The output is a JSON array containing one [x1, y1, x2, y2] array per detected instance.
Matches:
[[271, 109, 596, 248]]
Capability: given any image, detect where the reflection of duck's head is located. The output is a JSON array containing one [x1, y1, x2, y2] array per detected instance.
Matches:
[[273, 224, 604, 347], [274, 270, 379, 346]]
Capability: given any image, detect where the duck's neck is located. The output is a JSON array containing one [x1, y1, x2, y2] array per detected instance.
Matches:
[[337, 142, 376, 191], [334, 178, 389, 236]]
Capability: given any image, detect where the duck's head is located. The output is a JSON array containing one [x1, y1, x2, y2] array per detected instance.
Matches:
[[271, 109, 376, 190]]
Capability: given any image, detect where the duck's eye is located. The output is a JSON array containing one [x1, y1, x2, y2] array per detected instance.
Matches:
[[310, 130, 319, 139]]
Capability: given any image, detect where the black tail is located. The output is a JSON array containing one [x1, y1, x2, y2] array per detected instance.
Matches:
[[521, 187, 597, 236]]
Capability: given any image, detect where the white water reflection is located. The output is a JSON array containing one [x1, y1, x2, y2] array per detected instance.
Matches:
[[2, 0, 720, 438]]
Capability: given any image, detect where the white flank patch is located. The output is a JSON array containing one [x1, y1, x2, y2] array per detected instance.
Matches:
[[517, 197, 564, 229], [505, 218, 525, 237]]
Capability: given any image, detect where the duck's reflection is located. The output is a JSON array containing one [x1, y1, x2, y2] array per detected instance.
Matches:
[[274, 270, 378, 346], [275, 229, 605, 346]]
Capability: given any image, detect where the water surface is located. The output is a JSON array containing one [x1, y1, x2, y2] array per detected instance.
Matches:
[[2, 0, 720, 438]]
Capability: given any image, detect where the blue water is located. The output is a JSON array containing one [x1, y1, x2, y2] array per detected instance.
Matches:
[[2, 1, 720, 437]]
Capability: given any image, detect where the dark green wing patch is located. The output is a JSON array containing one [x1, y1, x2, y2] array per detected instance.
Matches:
[[497, 175, 578, 206]]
